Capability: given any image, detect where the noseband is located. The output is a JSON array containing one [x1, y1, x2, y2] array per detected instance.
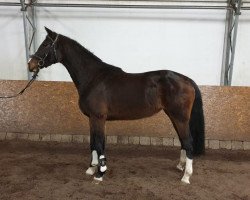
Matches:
[[31, 34, 59, 68]]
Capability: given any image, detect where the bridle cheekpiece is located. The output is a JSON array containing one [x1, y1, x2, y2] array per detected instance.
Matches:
[[31, 34, 59, 69]]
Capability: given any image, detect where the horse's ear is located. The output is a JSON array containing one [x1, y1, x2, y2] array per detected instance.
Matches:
[[45, 26, 53, 36]]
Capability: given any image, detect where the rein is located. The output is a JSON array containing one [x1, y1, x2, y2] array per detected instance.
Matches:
[[0, 70, 39, 99], [0, 34, 59, 99]]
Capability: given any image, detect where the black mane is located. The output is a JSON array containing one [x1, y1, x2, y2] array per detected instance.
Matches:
[[61, 34, 103, 63]]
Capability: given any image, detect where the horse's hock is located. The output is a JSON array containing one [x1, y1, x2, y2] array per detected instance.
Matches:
[[0, 80, 249, 150]]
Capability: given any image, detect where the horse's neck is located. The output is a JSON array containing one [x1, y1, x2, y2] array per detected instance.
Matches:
[[59, 40, 103, 90]]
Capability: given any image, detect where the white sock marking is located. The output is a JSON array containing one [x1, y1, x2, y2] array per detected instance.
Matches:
[[181, 157, 193, 184], [99, 155, 107, 172], [91, 150, 98, 166], [100, 165, 107, 172]]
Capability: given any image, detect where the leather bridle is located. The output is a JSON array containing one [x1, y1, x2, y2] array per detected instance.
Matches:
[[31, 34, 59, 69]]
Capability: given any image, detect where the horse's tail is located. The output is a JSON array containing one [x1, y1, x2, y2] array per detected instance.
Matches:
[[189, 82, 205, 156]]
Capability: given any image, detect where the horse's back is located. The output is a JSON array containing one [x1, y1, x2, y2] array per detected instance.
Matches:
[[102, 69, 190, 120]]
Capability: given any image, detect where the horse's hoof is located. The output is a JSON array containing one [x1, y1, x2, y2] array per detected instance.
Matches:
[[181, 176, 190, 184], [86, 166, 97, 176], [93, 176, 103, 184], [176, 163, 185, 171]]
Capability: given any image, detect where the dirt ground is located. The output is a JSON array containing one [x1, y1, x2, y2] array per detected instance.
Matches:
[[0, 141, 249, 200]]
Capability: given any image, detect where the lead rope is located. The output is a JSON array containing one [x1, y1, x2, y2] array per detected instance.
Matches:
[[0, 70, 39, 99], [0, 34, 59, 99]]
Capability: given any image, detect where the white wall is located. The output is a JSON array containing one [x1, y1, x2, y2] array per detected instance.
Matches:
[[35, 7, 226, 85], [232, 10, 250, 86], [0, 1, 249, 86], [0, 6, 28, 80]]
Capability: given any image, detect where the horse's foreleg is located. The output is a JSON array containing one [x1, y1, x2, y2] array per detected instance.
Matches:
[[85, 146, 98, 176], [93, 131, 107, 182], [86, 116, 107, 182]]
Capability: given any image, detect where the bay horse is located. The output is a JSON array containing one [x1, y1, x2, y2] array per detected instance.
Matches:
[[28, 27, 205, 184]]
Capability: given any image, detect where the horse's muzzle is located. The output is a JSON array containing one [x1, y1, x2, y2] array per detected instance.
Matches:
[[28, 58, 39, 72]]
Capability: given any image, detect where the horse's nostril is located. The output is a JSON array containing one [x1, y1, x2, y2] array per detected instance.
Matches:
[[27, 58, 39, 72]]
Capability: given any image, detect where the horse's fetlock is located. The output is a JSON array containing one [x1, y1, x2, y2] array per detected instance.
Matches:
[[99, 155, 107, 172]]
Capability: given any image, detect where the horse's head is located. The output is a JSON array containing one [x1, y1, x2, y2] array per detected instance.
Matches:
[[28, 27, 60, 72]]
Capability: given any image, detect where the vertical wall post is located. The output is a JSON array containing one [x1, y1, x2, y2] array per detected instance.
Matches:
[[20, 0, 31, 80], [20, 0, 37, 80], [221, 0, 242, 86], [221, 1, 234, 86], [228, 0, 242, 85], [28, 0, 37, 56]]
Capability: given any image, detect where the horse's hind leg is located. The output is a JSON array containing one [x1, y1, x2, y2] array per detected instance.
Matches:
[[165, 110, 193, 184], [174, 120, 193, 184], [168, 118, 186, 171], [177, 149, 186, 172]]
